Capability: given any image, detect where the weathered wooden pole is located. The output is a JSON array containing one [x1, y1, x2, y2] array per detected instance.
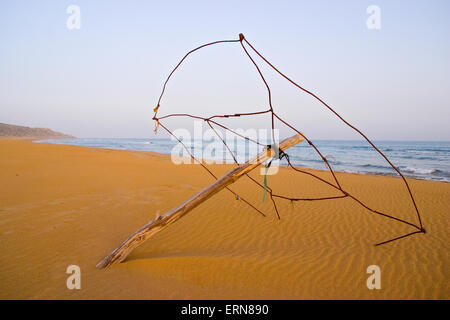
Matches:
[[96, 134, 304, 268]]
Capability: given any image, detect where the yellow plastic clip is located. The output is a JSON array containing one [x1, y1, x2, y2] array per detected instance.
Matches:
[[153, 104, 160, 114], [154, 119, 160, 135]]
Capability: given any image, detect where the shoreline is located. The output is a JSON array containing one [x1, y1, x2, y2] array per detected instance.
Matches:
[[33, 137, 449, 184]]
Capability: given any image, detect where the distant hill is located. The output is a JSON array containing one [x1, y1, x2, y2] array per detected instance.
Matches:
[[0, 123, 74, 138]]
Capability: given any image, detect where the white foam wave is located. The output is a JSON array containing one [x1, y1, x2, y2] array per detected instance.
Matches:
[[402, 167, 436, 175]]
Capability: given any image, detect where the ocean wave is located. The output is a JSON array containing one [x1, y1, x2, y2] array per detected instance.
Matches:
[[406, 148, 449, 153], [400, 166, 443, 175], [359, 163, 393, 170], [345, 145, 372, 150]]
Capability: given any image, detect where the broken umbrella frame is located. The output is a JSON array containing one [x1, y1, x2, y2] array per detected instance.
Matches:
[[97, 34, 425, 269]]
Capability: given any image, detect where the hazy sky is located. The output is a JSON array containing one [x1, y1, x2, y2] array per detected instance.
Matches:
[[1, 0, 449, 140]]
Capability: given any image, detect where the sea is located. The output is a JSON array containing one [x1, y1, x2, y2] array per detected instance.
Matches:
[[35, 138, 450, 182]]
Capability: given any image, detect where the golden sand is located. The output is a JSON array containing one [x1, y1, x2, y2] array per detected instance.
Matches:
[[0, 138, 448, 299]]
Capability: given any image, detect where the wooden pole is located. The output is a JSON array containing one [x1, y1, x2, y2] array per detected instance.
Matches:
[[96, 134, 304, 268]]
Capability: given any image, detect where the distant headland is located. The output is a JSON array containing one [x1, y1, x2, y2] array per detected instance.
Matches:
[[0, 123, 74, 139]]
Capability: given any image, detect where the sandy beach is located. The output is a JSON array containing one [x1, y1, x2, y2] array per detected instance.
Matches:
[[0, 138, 448, 299]]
